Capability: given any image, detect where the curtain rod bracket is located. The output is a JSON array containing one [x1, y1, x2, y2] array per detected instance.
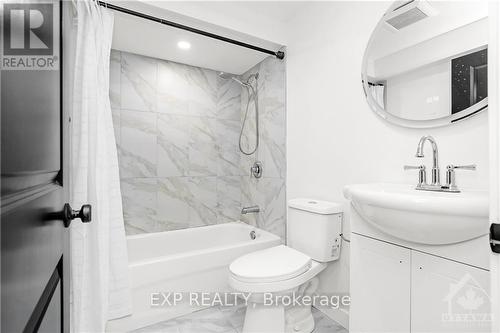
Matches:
[[276, 51, 285, 60]]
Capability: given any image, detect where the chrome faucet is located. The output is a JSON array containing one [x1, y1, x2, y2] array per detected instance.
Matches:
[[415, 135, 440, 186], [405, 136, 476, 193], [241, 205, 260, 214]]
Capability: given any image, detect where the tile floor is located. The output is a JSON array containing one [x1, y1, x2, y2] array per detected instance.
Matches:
[[132, 305, 348, 333]]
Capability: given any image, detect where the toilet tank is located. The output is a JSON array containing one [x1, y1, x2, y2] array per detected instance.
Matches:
[[287, 198, 343, 262]]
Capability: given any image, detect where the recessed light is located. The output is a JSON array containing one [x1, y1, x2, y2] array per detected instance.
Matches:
[[177, 41, 191, 50]]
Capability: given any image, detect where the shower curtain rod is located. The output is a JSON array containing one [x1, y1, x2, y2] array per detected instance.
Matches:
[[98, 1, 285, 60]]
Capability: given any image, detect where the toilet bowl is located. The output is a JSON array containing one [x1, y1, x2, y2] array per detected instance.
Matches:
[[229, 245, 326, 333], [228, 198, 344, 333]]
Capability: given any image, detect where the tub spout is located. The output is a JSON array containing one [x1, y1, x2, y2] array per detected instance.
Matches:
[[241, 205, 260, 214]]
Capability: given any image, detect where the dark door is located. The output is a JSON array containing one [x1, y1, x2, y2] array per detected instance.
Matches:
[[1, 1, 69, 332]]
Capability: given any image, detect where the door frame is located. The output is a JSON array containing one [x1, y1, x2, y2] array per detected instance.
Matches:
[[62, 1, 74, 331], [489, 2, 500, 332]]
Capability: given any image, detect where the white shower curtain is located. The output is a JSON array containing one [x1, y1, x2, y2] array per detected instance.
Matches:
[[69, 1, 131, 332], [369, 84, 385, 108]]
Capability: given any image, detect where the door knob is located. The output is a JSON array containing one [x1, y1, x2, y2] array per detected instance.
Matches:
[[62, 203, 92, 227]]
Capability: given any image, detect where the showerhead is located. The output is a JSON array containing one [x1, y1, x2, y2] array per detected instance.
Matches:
[[218, 72, 233, 80], [218, 72, 249, 87]]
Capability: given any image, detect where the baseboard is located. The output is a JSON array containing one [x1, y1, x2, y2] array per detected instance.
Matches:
[[313, 306, 349, 330]]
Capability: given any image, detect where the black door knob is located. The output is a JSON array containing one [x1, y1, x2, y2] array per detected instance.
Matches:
[[62, 203, 92, 227]]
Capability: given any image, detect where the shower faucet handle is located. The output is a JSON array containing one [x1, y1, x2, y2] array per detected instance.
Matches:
[[250, 161, 263, 178]]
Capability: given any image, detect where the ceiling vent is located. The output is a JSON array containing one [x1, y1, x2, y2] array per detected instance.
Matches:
[[384, 1, 437, 31]]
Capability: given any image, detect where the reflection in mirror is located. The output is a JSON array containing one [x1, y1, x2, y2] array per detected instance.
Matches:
[[362, 1, 488, 128]]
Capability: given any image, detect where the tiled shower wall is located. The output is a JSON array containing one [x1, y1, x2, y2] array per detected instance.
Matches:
[[240, 58, 286, 239], [109, 50, 286, 238]]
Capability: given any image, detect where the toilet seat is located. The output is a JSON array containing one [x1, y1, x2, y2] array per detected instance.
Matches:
[[230, 245, 312, 283], [229, 245, 327, 293]]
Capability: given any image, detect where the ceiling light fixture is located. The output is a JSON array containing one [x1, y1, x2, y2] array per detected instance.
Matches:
[[177, 41, 191, 50]]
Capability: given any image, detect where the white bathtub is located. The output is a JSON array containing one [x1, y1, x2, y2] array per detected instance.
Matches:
[[106, 222, 281, 332]]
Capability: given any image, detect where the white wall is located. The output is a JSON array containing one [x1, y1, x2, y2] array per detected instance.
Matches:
[[387, 60, 450, 120], [285, 1, 489, 327]]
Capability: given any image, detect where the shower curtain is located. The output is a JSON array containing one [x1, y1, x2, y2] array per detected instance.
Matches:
[[69, 1, 131, 332], [369, 84, 385, 108]]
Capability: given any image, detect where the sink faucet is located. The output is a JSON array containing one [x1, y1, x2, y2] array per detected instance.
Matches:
[[241, 205, 260, 214], [415, 135, 440, 186], [406, 136, 477, 193]]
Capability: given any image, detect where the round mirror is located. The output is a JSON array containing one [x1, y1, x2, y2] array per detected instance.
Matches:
[[362, 1, 488, 128]]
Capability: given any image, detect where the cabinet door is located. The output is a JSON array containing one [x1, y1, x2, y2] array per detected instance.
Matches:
[[350, 234, 411, 333], [411, 251, 490, 332]]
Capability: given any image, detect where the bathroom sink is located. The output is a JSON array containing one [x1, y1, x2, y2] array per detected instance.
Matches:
[[343, 183, 489, 245]]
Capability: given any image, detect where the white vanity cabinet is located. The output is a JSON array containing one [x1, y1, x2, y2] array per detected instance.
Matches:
[[411, 251, 490, 332], [350, 234, 411, 333], [350, 234, 490, 333]]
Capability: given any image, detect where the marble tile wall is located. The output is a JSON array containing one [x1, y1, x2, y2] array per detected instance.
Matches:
[[110, 50, 286, 238], [239, 55, 287, 240]]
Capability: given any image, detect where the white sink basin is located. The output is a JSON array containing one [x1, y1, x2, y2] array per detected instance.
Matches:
[[343, 183, 489, 245]]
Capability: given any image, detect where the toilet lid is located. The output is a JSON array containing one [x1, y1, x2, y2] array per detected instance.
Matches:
[[229, 245, 312, 283]]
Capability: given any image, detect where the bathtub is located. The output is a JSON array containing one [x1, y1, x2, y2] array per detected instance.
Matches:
[[106, 222, 281, 332]]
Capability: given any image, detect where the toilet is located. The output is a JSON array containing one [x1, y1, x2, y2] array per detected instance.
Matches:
[[229, 199, 343, 333]]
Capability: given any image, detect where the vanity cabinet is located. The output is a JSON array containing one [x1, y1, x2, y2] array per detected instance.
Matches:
[[350, 234, 411, 333], [411, 251, 490, 332], [350, 234, 490, 333]]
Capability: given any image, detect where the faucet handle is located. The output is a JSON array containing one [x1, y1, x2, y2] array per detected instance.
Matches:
[[404, 165, 427, 187], [444, 164, 476, 192], [447, 164, 477, 171], [404, 165, 425, 170]]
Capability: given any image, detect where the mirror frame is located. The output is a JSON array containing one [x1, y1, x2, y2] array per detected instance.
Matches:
[[361, 10, 488, 129]]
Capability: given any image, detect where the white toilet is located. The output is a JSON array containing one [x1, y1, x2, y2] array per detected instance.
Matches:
[[229, 199, 343, 333]]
